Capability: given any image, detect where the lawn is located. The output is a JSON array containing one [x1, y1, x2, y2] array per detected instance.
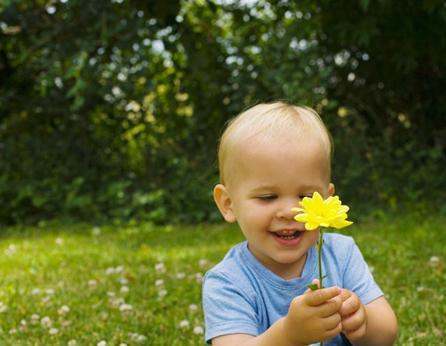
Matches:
[[0, 213, 444, 345]]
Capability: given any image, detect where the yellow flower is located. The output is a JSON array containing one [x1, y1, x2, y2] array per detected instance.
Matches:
[[291, 192, 353, 231]]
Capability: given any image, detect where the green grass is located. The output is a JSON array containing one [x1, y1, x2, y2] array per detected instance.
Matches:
[[0, 214, 444, 345]]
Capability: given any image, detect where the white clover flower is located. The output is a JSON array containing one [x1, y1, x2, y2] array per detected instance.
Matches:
[[20, 319, 27, 326], [41, 296, 51, 304], [97, 341, 107, 346], [0, 302, 7, 313], [92, 226, 101, 236], [9, 328, 17, 334], [49, 327, 59, 335], [136, 334, 147, 343], [195, 273, 203, 283], [179, 320, 190, 329], [155, 262, 166, 273], [107, 291, 116, 297], [193, 326, 204, 335], [198, 259, 209, 268], [105, 267, 116, 275], [55, 237, 64, 245], [119, 303, 133, 312], [88, 279, 98, 287], [118, 277, 128, 285], [5, 244, 17, 256], [58, 305, 70, 315], [115, 265, 124, 273], [61, 320, 71, 327], [31, 288, 41, 295], [109, 297, 125, 308], [45, 288, 55, 295], [158, 289, 167, 298], [176, 272, 186, 279], [30, 314, 40, 324], [155, 279, 164, 287], [41, 316, 52, 328], [120, 286, 129, 294], [68, 340, 77, 346], [189, 304, 198, 312], [429, 256, 440, 267]]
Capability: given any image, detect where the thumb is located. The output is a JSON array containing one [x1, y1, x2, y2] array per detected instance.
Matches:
[[305, 279, 320, 293]]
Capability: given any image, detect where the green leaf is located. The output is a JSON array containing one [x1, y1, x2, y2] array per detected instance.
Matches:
[[308, 283, 319, 291]]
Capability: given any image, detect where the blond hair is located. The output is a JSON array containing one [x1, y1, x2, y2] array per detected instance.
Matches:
[[217, 101, 333, 185]]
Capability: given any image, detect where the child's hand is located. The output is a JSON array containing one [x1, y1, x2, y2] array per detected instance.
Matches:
[[284, 283, 343, 345], [339, 289, 367, 342]]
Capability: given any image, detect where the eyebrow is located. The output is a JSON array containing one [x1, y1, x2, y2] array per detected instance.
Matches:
[[250, 185, 321, 193]]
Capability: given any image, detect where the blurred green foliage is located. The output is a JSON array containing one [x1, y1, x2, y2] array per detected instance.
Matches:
[[0, 0, 445, 225]]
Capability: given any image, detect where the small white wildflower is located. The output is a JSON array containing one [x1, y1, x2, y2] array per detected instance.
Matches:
[[105, 267, 116, 275], [58, 305, 70, 315], [61, 320, 71, 327], [417, 286, 425, 292], [120, 286, 129, 294], [118, 277, 128, 285], [31, 288, 41, 295], [176, 272, 186, 279], [195, 272, 203, 283], [97, 341, 107, 346], [55, 237, 64, 245], [92, 226, 101, 236], [88, 279, 98, 287], [109, 297, 125, 308], [41, 316, 52, 328], [155, 262, 166, 273], [20, 319, 27, 326], [45, 288, 55, 295], [107, 291, 116, 297], [0, 302, 7, 313], [136, 334, 147, 343], [179, 320, 190, 329], [155, 279, 164, 287], [5, 244, 17, 256], [41, 296, 51, 304], [30, 314, 40, 324], [49, 327, 59, 335], [429, 256, 440, 266], [193, 326, 204, 335], [68, 340, 77, 346], [119, 344, 128, 346], [158, 289, 167, 298], [119, 303, 133, 312], [198, 259, 209, 268], [189, 304, 198, 312], [115, 265, 124, 273], [9, 328, 17, 334]]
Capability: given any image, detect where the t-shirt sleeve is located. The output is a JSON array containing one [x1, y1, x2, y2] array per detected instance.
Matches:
[[202, 270, 259, 344], [342, 240, 384, 305]]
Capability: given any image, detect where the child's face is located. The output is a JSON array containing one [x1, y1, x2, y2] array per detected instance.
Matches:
[[215, 133, 333, 278]]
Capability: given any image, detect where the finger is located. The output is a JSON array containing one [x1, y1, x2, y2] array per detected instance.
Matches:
[[344, 322, 367, 341], [339, 288, 351, 302], [340, 295, 360, 317], [322, 312, 342, 331], [318, 296, 343, 317], [305, 279, 320, 293], [305, 286, 341, 306], [342, 307, 365, 332], [323, 321, 343, 341]]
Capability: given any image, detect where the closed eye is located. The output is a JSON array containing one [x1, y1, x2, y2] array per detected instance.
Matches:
[[257, 195, 277, 201]]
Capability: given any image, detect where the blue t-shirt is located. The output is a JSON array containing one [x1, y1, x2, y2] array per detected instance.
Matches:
[[202, 233, 383, 345]]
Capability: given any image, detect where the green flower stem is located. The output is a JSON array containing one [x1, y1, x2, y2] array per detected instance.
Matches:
[[318, 230, 324, 346], [318, 230, 324, 289]]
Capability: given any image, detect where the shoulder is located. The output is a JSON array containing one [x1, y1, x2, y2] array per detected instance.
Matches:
[[203, 242, 252, 293]]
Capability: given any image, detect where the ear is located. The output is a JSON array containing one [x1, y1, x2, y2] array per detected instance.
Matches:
[[213, 184, 237, 223], [328, 183, 335, 196]]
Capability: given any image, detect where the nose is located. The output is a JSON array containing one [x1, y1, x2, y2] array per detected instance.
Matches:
[[276, 200, 299, 220]]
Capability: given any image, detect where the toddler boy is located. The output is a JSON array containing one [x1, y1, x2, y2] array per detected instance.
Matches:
[[202, 102, 397, 345]]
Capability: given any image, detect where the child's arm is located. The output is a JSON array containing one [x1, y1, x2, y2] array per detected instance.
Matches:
[[340, 290, 398, 346], [212, 286, 343, 346]]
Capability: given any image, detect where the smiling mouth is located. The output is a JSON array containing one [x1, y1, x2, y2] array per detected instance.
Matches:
[[271, 231, 302, 240]]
